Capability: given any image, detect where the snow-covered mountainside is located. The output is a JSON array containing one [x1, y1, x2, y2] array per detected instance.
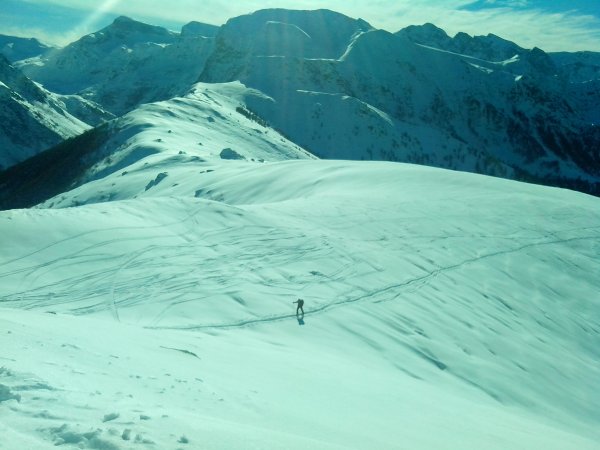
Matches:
[[0, 55, 113, 170], [397, 24, 600, 175], [547, 51, 600, 126], [11, 9, 599, 195], [0, 84, 599, 447], [0, 34, 54, 62], [0, 82, 313, 209], [19, 17, 217, 116], [198, 10, 599, 196], [550, 51, 600, 83]]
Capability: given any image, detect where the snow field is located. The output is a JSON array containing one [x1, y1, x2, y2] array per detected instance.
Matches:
[[1, 156, 599, 449]]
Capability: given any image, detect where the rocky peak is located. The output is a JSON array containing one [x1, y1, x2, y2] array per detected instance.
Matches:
[[181, 21, 219, 38], [98, 16, 177, 44], [396, 23, 452, 49]]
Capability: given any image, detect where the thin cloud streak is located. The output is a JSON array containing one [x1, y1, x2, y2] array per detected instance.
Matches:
[[381, 2, 600, 51]]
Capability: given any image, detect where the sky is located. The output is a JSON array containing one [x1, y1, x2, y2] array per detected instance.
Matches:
[[0, 0, 599, 52]]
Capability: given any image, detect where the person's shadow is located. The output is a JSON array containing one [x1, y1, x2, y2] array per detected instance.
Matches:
[[296, 312, 305, 326]]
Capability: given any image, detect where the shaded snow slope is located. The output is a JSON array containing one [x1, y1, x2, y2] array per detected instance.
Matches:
[[0, 55, 109, 170], [1, 152, 599, 448]]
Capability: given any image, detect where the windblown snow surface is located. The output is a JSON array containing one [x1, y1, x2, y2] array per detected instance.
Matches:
[[1, 83, 599, 450]]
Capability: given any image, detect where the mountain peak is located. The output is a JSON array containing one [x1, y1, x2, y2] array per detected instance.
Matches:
[[181, 21, 219, 37], [396, 23, 451, 48], [113, 15, 135, 24], [214, 8, 372, 60], [102, 15, 176, 41]]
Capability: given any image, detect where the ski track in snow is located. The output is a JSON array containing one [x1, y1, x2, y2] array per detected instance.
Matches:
[[2, 208, 597, 331], [159, 230, 600, 331]]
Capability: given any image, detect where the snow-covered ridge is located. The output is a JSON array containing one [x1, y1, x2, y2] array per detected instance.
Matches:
[[0, 81, 314, 210]]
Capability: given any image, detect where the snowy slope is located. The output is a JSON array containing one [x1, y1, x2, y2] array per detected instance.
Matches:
[[0, 55, 110, 170], [19, 17, 216, 116], [0, 164, 599, 449], [0, 82, 314, 210], [1, 80, 600, 448]]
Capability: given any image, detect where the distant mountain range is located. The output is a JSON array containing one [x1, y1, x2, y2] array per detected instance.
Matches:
[[1, 9, 599, 196], [16, 16, 218, 116]]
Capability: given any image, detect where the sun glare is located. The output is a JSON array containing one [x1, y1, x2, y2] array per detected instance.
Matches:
[[77, 0, 122, 31]]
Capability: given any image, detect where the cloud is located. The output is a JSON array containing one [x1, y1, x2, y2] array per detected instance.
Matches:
[[482, 0, 530, 7], [365, 0, 600, 52]]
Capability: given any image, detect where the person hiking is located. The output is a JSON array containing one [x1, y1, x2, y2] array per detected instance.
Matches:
[[293, 298, 304, 315]]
